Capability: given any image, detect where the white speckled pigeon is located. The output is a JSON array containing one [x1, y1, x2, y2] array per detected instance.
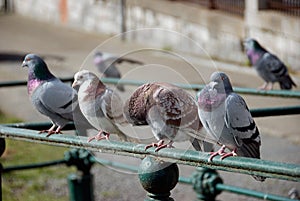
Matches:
[[72, 70, 142, 143], [93, 51, 144, 92], [197, 72, 265, 181], [244, 38, 296, 90], [22, 54, 91, 137], [123, 82, 210, 152]]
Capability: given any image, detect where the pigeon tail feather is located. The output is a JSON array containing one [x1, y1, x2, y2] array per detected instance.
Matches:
[[237, 140, 266, 182], [279, 75, 297, 90]]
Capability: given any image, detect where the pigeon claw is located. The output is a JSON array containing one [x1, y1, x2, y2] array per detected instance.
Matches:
[[208, 145, 237, 162], [258, 82, 273, 91], [45, 130, 62, 137], [208, 145, 226, 162], [88, 131, 110, 142], [144, 140, 174, 152], [39, 125, 63, 137], [220, 149, 237, 160]]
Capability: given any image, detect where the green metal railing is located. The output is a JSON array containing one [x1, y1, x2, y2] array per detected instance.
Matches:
[[0, 77, 299, 201], [0, 127, 299, 201], [1, 77, 300, 98], [2, 147, 297, 201], [1, 125, 299, 182]]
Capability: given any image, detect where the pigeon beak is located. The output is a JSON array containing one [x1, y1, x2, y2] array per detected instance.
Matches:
[[209, 81, 218, 89], [71, 81, 78, 88], [243, 39, 249, 49], [21, 61, 27, 68]]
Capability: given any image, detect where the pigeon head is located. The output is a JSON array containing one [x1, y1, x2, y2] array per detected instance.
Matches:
[[94, 51, 103, 65], [244, 38, 265, 52], [72, 70, 103, 88], [197, 72, 230, 112], [94, 51, 103, 57], [209, 72, 233, 94], [22, 54, 55, 80]]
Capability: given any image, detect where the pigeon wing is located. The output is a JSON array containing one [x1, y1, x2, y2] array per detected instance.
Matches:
[[38, 79, 76, 117], [99, 88, 127, 125], [224, 93, 257, 140], [152, 85, 198, 129], [260, 53, 288, 81]]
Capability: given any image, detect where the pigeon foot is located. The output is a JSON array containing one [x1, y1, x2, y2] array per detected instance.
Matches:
[[220, 149, 237, 160], [258, 82, 273, 91], [88, 131, 110, 142], [208, 145, 237, 162], [145, 140, 174, 152], [39, 125, 63, 137]]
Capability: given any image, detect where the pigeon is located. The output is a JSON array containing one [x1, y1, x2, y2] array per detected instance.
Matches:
[[244, 38, 296, 90], [123, 82, 210, 152], [197, 72, 265, 181], [22, 54, 91, 137], [72, 70, 142, 143], [93, 51, 144, 92]]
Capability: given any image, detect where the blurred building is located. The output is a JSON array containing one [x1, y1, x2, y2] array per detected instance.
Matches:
[[2, 0, 300, 70]]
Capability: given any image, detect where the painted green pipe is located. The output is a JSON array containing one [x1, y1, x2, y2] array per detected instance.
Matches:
[[0, 77, 299, 98], [2, 159, 66, 172], [0, 149, 295, 201], [176, 177, 295, 201], [0, 126, 299, 182], [216, 183, 295, 201], [102, 77, 300, 98], [0, 77, 73, 88], [251, 105, 300, 117], [3, 122, 75, 130]]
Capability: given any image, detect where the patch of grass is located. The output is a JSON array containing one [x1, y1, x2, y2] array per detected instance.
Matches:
[[0, 110, 76, 201], [1, 139, 76, 201], [0, 110, 22, 124]]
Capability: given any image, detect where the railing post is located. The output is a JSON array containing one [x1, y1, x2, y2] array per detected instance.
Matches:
[[64, 149, 95, 201], [138, 156, 179, 201], [191, 168, 223, 201], [0, 138, 5, 201]]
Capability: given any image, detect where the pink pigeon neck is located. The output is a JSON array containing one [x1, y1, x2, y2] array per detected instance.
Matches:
[[27, 79, 44, 96]]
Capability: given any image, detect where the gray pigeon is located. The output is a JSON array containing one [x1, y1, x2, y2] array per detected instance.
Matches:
[[244, 38, 296, 90], [197, 72, 265, 181], [72, 70, 142, 143], [93, 51, 144, 92], [22, 54, 91, 137], [123, 82, 210, 152]]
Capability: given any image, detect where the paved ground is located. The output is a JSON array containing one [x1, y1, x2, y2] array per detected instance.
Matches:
[[0, 14, 299, 201]]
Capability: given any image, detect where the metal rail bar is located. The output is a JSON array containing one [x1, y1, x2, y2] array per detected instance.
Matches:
[[173, 177, 295, 201], [1, 150, 296, 201], [251, 105, 300, 117], [91, 157, 296, 201], [0, 126, 299, 182], [2, 105, 299, 132], [0, 77, 73, 88], [0, 77, 299, 98], [216, 183, 295, 201], [3, 122, 76, 130], [101, 78, 300, 98], [2, 159, 66, 172]]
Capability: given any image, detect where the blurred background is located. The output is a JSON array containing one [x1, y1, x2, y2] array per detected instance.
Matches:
[[0, 0, 299, 200]]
